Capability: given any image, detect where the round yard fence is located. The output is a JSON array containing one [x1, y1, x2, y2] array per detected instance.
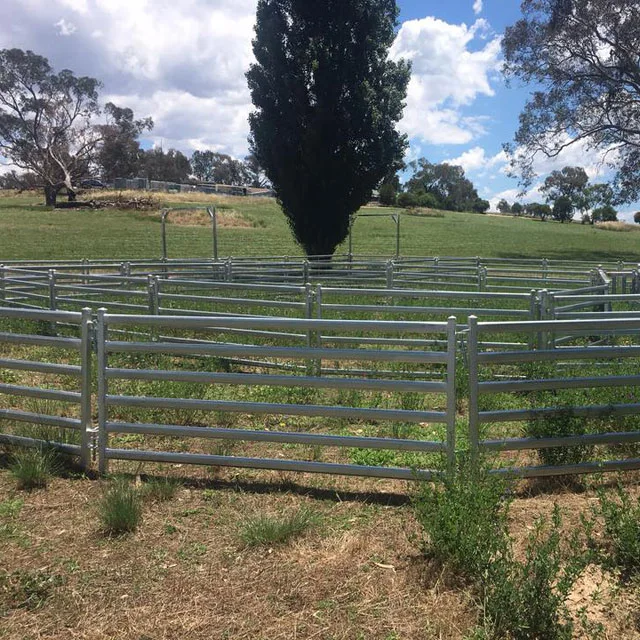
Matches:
[[0, 255, 639, 482]]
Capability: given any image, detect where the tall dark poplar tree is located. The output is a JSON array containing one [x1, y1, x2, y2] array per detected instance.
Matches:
[[246, 0, 410, 257]]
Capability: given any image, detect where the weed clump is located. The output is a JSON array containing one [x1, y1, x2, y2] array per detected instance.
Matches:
[[140, 476, 180, 502], [99, 478, 142, 535], [587, 484, 640, 575], [240, 506, 318, 547], [0, 569, 64, 611], [526, 408, 594, 467], [415, 463, 510, 579], [481, 506, 586, 640], [10, 446, 59, 491], [415, 461, 589, 639]]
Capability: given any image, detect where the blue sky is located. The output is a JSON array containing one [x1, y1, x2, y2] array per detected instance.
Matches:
[[0, 0, 630, 215]]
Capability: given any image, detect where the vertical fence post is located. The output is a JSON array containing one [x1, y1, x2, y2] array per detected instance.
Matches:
[[395, 214, 400, 258], [48, 269, 57, 334], [0, 264, 5, 306], [539, 289, 549, 349], [467, 315, 480, 462], [316, 284, 323, 320], [528, 290, 538, 349], [96, 308, 108, 474], [446, 316, 457, 476], [82, 258, 89, 286], [161, 209, 169, 261], [348, 216, 354, 264], [303, 260, 310, 286], [304, 283, 320, 375], [147, 275, 159, 315], [548, 292, 556, 348], [542, 258, 549, 281], [386, 260, 394, 289], [209, 206, 218, 261], [79, 307, 93, 470]]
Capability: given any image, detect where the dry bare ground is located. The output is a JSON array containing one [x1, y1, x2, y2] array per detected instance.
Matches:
[[0, 464, 639, 640]]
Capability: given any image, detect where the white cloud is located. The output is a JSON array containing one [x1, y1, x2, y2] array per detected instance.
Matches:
[[59, 0, 88, 13], [54, 18, 77, 36], [524, 137, 617, 182], [473, 0, 483, 15], [446, 146, 506, 174], [391, 17, 501, 145], [3, 2, 502, 157], [1, 0, 257, 157]]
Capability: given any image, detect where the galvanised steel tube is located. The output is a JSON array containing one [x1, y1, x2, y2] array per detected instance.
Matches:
[[0, 383, 81, 403], [103, 313, 449, 332], [0, 333, 81, 350], [0, 408, 81, 429], [106, 448, 438, 481], [105, 340, 449, 364], [480, 430, 640, 451], [106, 394, 448, 424], [107, 422, 447, 452], [105, 367, 446, 393], [0, 359, 80, 376]]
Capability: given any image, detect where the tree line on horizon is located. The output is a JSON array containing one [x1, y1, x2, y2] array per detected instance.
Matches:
[[496, 166, 621, 224]]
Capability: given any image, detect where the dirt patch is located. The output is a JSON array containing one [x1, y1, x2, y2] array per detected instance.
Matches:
[[0, 468, 639, 639]]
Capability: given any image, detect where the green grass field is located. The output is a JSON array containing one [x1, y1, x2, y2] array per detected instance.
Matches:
[[2, 190, 639, 261]]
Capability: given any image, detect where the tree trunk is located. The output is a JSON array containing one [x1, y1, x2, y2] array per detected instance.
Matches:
[[44, 185, 59, 207], [67, 188, 77, 202]]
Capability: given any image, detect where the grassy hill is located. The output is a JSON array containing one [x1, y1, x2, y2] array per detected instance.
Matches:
[[1, 190, 639, 261]]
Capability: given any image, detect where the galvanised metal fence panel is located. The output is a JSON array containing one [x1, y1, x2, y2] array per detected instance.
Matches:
[[95, 311, 458, 479], [467, 315, 640, 478], [0, 306, 93, 468]]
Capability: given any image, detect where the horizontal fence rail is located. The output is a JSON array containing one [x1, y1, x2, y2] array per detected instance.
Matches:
[[0, 307, 92, 467], [468, 315, 640, 478], [95, 311, 458, 480], [0, 253, 639, 482]]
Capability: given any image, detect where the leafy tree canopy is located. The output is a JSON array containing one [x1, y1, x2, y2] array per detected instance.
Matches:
[[140, 148, 191, 183], [191, 150, 249, 185], [552, 194, 574, 223], [97, 103, 153, 182], [247, 0, 410, 257], [0, 48, 101, 205], [592, 204, 618, 222], [405, 159, 485, 213], [97, 102, 153, 181], [497, 199, 512, 214], [540, 166, 588, 204], [503, 0, 640, 203]]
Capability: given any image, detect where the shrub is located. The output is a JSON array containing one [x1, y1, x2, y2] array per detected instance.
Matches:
[[525, 408, 594, 467], [590, 484, 640, 574], [416, 192, 441, 209], [397, 192, 419, 208], [98, 478, 142, 535], [10, 446, 59, 491], [482, 506, 586, 640], [414, 463, 511, 579], [415, 464, 589, 639], [378, 182, 397, 206], [240, 506, 319, 547]]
